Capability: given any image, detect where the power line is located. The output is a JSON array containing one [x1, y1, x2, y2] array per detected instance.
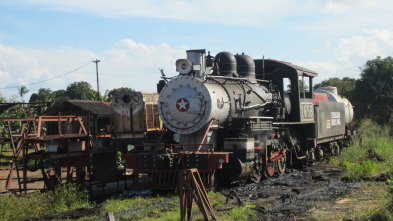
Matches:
[[0, 61, 93, 90], [68, 71, 161, 79], [93, 73, 160, 78]]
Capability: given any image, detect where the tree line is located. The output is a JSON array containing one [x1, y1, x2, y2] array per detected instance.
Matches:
[[27, 82, 135, 106], [0, 82, 135, 105], [314, 56, 393, 124], [0, 83, 134, 136]]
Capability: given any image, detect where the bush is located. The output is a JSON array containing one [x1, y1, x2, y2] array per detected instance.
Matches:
[[48, 183, 91, 213], [353, 160, 377, 177]]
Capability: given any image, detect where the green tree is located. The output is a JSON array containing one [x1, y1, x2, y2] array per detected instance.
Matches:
[[29, 88, 57, 114], [298, 79, 309, 94], [52, 90, 70, 105], [18, 86, 29, 103], [314, 77, 356, 101], [105, 87, 135, 101], [65, 81, 97, 100], [354, 56, 393, 123], [0, 91, 6, 103], [28, 81, 104, 108], [29, 88, 53, 103], [28, 88, 71, 111]]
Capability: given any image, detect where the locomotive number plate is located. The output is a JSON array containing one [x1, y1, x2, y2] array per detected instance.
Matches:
[[301, 102, 314, 121]]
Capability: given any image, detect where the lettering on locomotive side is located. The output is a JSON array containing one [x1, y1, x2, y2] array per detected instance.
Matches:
[[331, 112, 341, 126], [321, 111, 341, 129], [301, 102, 314, 120]]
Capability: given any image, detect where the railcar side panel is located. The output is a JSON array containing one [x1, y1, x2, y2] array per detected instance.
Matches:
[[314, 101, 345, 140]]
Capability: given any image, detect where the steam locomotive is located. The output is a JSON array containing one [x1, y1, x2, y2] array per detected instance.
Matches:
[[121, 49, 353, 188]]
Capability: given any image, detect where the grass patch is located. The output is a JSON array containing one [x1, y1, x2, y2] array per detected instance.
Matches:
[[228, 205, 258, 220], [134, 204, 180, 221], [0, 191, 51, 220], [330, 119, 393, 180], [100, 191, 257, 221], [207, 190, 227, 210], [100, 194, 176, 215], [362, 178, 393, 221], [50, 183, 91, 213], [100, 191, 232, 220], [0, 183, 91, 220], [0, 182, 252, 220], [325, 119, 393, 220], [306, 182, 390, 221]]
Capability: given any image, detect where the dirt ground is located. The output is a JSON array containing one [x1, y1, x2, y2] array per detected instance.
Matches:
[[303, 182, 389, 220], [0, 168, 45, 193], [223, 162, 389, 220]]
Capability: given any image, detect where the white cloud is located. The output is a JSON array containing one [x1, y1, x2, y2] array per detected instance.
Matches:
[[3, 0, 390, 39], [97, 39, 187, 92], [315, 0, 374, 15], [334, 29, 393, 65], [0, 45, 96, 99], [0, 40, 186, 100], [296, 28, 393, 81], [1, 0, 300, 26], [288, 62, 337, 84]]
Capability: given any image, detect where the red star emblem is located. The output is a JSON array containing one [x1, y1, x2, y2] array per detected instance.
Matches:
[[176, 98, 189, 112]]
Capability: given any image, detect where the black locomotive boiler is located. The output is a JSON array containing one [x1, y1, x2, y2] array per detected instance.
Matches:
[[122, 49, 353, 188]]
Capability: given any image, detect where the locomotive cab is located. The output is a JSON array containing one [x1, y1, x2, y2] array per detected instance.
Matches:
[[255, 59, 317, 123]]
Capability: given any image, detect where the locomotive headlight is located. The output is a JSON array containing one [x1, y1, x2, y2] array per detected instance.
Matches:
[[176, 59, 193, 74]]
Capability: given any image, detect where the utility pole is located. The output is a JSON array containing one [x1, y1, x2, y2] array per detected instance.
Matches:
[[93, 59, 101, 101]]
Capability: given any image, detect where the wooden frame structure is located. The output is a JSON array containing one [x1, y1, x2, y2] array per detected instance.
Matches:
[[3, 112, 95, 192]]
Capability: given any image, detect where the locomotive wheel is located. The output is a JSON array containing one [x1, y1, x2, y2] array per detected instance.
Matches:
[[316, 147, 324, 160], [334, 144, 340, 155], [329, 144, 335, 156], [250, 157, 263, 183], [264, 162, 275, 178], [276, 155, 286, 175], [250, 168, 262, 183], [308, 149, 315, 161]]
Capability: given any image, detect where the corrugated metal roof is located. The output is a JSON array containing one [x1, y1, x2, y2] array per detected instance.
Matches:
[[45, 100, 112, 117]]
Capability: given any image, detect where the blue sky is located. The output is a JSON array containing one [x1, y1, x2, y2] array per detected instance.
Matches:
[[1, 0, 392, 100]]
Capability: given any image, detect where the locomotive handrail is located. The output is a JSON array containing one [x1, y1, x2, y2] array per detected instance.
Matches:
[[249, 116, 274, 120], [241, 102, 270, 110], [206, 75, 269, 83], [132, 143, 215, 153]]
